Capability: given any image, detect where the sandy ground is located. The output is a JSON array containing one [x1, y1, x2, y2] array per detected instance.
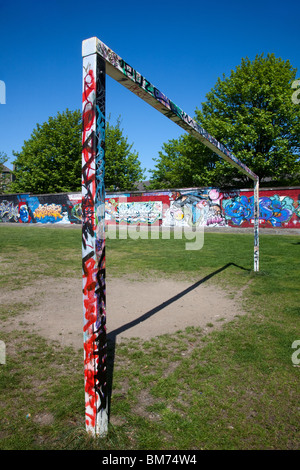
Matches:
[[1, 275, 245, 349], [3, 222, 298, 349]]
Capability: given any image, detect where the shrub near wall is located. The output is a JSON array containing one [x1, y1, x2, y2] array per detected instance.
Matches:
[[0, 187, 300, 228]]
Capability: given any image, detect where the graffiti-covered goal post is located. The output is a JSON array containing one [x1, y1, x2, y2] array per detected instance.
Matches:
[[81, 37, 259, 437]]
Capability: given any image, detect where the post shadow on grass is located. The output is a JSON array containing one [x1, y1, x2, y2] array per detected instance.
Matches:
[[106, 262, 250, 419]]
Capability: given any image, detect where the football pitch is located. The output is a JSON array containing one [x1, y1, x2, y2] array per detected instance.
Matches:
[[0, 224, 299, 450]]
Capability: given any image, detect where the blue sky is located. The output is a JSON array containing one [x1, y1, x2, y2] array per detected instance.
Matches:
[[0, 0, 299, 179]]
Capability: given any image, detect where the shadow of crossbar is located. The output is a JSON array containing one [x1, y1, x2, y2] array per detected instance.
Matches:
[[106, 262, 250, 415], [108, 262, 249, 341]]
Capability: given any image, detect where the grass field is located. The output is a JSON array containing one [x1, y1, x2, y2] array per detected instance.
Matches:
[[0, 224, 299, 450]]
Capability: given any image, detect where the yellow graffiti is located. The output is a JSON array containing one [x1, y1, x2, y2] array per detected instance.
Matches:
[[174, 210, 184, 221], [33, 203, 63, 220]]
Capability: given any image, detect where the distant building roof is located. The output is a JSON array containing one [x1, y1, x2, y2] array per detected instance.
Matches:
[[1, 165, 12, 173], [135, 180, 151, 191]]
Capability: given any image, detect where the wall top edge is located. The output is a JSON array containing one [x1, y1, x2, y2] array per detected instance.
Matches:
[[1, 186, 300, 199], [0, 191, 81, 198]]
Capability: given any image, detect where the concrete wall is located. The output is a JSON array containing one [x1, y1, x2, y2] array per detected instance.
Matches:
[[1, 186, 300, 228]]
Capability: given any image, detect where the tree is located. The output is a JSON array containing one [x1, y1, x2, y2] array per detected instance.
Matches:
[[196, 53, 300, 187], [150, 54, 300, 188], [0, 151, 12, 193], [105, 116, 145, 191], [11, 110, 145, 194], [11, 109, 82, 193], [149, 135, 217, 189]]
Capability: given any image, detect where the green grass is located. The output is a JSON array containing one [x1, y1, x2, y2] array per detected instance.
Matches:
[[0, 225, 81, 289], [0, 224, 299, 450]]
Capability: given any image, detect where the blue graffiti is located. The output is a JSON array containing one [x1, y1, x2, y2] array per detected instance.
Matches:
[[223, 195, 295, 227], [19, 204, 29, 223], [222, 196, 254, 225]]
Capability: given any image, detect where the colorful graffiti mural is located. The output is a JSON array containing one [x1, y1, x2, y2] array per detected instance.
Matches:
[[0, 194, 82, 224], [0, 200, 19, 222], [164, 189, 227, 227], [33, 203, 64, 223], [1, 187, 300, 228], [106, 198, 163, 225], [223, 192, 299, 228]]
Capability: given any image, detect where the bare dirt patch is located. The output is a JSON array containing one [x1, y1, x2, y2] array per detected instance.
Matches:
[[1, 275, 245, 349]]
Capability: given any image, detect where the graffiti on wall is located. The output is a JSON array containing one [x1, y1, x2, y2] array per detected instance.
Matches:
[[19, 204, 31, 223], [163, 189, 300, 228], [0, 195, 82, 224], [33, 203, 64, 223], [0, 200, 19, 222], [163, 189, 229, 227], [106, 199, 162, 224], [1, 188, 300, 228], [223, 194, 299, 227]]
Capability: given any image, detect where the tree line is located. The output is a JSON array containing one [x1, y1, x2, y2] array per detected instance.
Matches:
[[7, 112, 145, 194], [2, 53, 299, 194]]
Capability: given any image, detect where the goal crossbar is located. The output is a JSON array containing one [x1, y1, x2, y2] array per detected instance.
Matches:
[[83, 37, 259, 182]]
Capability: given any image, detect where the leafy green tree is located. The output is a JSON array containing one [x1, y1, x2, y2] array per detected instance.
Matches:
[[105, 116, 145, 191], [149, 135, 217, 189], [11, 110, 145, 194], [197, 53, 300, 186], [0, 151, 12, 193], [151, 54, 300, 188], [11, 109, 82, 193]]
